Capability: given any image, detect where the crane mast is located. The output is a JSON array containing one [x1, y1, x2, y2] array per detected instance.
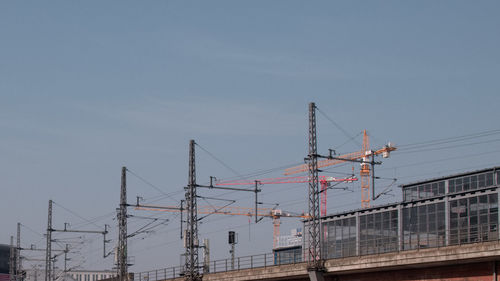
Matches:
[[360, 131, 370, 208]]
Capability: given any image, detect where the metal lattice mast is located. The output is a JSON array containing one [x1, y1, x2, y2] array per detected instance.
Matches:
[[16, 223, 21, 281], [118, 167, 128, 281], [185, 140, 201, 281], [51, 257, 56, 281], [230, 243, 235, 270], [306, 102, 325, 274], [34, 266, 38, 281], [9, 236, 14, 281], [45, 200, 52, 281], [202, 239, 210, 274], [64, 244, 69, 273]]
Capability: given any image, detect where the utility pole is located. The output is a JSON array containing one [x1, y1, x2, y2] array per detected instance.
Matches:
[[10, 236, 14, 281], [202, 239, 209, 274], [254, 181, 261, 223], [63, 245, 69, 273], [16, 223, 21, 281], [184, 140, 201, 281], [180, 200, 184, 240], [52, 257, 56, 281], [306, 102, 325, 281], [176, 141, 263, 280], [228, 231, 236, 270], [117, 167, 128, 281], [45, 200, 53, 281], [34, 265, 39, 281]]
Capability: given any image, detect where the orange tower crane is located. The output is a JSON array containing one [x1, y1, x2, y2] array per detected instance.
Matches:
[[284, 130, 396, 208], [134, 205, 309, 249], [214, 175, 357, 217]]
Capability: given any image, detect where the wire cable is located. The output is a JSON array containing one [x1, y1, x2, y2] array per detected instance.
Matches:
[[397, 138, 500, 154], [397, 129, 500, 149], [195, 142, 246, 179], [316, 106, 362, 147], [381, 149, 500, 171], [52, 201, 103, 229], [126, 168, 180, 204], [333, 131, 363, 151], [71, 211, 116, 230], [20, 223, 45, 238]]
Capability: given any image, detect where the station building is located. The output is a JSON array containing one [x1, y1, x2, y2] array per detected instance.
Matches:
[[280, 167, 500, 261]]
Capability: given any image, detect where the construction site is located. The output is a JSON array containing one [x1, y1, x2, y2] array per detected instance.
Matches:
[[3, 102, 500, 281]]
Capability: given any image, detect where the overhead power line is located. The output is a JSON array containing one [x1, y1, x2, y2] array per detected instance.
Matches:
[[20, 223, 45, 238], [333, 131, 364, 151], [316, 106, 362, 147], [52, 201, 102, 229], [397, 138, 500, 154], [195, 142, 245, 179], [210, 162, 305, 184], [398, 128, 500, 149], [381, 149, 500, 171], [71, 211, 116, 230], [127, 168, 180, 204]]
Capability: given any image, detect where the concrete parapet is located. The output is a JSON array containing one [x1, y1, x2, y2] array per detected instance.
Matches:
[[158, 241, 500, 281], [325, 240, 500, 275]]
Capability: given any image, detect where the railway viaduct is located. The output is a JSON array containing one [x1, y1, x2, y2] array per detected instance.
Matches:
[[156, 241, 500, 281]]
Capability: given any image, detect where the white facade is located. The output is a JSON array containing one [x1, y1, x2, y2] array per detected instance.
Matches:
[[24, 269, 116, 281], [64, 271, 116, 281], [275, 228, 303, 249]]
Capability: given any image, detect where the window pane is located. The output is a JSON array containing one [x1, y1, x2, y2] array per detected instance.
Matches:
[[456, 178, 463, 192], [439, 181, 445, 195], [490, 193, 498, 205], [425, 184, 432, 197], [449, 179, 455, 193], [432, 183, 438, 196], [487, 173, 494, 186], [463, 176, 470, 191], [479, 174, 486, 188], [470, 175, 477, 190]]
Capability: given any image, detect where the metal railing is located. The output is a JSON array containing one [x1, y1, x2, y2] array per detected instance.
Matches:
[[135, 226, 499, 281], [134, 252, 303, 281], [135, 266, 183, 281]]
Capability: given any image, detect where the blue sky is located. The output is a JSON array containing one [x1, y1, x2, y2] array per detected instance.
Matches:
[[1, 0, 499, 273]]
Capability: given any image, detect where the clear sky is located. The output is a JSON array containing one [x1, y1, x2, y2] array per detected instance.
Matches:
[[1, 0, 499, 273]]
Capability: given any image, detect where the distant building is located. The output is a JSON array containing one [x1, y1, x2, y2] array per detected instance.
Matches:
[[63, 270, 116, 281], [273, 228, 302, 264], [24, 269, 116, 281], [0, 244, 12, 281]]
